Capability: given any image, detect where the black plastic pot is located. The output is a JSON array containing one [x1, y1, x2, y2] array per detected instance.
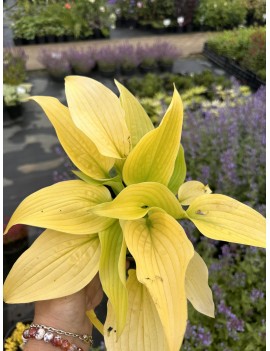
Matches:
[[159, 61, 173, 72], [36, 36, 46, 44], [13, 37, 24, 46], [139, 64, 158, 74], [98, 69, 117, 78], [120, 66, 137, 76], [5, 104, 23, 120], [56, 35, 65, 43], [46, 35, 56, 43]]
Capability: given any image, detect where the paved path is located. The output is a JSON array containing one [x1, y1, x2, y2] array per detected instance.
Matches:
[[16, 31, 212, 71]]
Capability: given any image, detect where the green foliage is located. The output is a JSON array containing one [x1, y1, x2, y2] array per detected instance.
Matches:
[[124, 71, 231, 99], [245, 0, 266, 23], [3, 49, 27, 85], [3, 83, 32, 106], [207, 27, 266, 79], [194, 0, 247, 30], [9, 0, 115, 39]]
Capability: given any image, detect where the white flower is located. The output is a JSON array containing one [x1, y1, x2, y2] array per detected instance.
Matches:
[[177, 16, 184, 25], [137, 2, 143, 8], [99, 6, 105, 12], [89, 0, 95, 3], [115, 8, 121, 15], [163, 18, 171, 27], [51, 52, 63, 59], [110, 13, 116, 20], [17, 86, 26, 95], [111, 24, 116, 29]]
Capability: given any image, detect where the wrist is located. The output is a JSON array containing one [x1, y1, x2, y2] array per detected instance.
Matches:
[[33, 297, 92, 335], [23, 323, 92, 351]]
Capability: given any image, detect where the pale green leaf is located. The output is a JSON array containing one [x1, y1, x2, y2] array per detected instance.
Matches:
[[104, 269, 168, 351], [122, 87, 183, 185], [92, 182, 186, 220], [121, 211, 194, 351], [4, 180, 114, 235], [73, 171, 125, 194], [115, 80, 154, 148], [185, 251, 215, 318], [186, 194, 266, 248], [168, 144, 186, 194], [4, 229, 100, 303], [99, 221, 128, 336], [30, 96, 114, 179], [178, 181, 211, 205], [65, 76, 131, 159]]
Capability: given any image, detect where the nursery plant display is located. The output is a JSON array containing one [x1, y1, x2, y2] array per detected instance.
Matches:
[[206, 26, 266, 81], [3, 76, 265, 351], [38, 42, 182, 77], [8, 0, 115, 44]]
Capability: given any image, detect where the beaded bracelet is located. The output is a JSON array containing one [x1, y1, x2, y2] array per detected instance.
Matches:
[[22, 324, 93, 351]]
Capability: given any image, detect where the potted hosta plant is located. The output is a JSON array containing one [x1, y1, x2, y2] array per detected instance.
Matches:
[[3, 77, 265, 351], [3, 83, 32, 119]]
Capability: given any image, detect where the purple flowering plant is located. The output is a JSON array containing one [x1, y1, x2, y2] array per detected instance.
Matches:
[[95, 45, 120, 72], [67, 48, 96, 75], [182, 84, 266, 209], [38, 50, 72, 80], [116, 43, 140, 71]]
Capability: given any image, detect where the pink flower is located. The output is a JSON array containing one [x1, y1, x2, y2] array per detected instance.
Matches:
[[65, 3, 71, 9]]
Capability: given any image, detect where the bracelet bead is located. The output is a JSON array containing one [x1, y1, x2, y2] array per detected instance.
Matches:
[[22, 327, 86, 351], [44, 331, 54, 342]]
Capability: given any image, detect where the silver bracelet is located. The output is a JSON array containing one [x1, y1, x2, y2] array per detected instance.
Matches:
[[30, 324, 93, 345]]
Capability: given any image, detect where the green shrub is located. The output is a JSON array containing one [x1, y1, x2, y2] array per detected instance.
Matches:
[[194, 0, 247, 30], [207, 27, 266, 78], [3, 48, 27, 85]]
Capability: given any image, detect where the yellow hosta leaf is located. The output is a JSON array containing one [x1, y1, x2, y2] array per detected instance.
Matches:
[[104, 270, 168, 351], [30, 96, 114, 179], [4, 230, 100, 303], [87, 310, 104, 336], [121, 211, 194, 351], [4, 180, 114, 235], [122, 87, 183, 185], [168, 144, 186, 194], [185, 251, 215, 318], [65, 76, 131, 159], [178, 181, 212, 205], [92, 182, 185, 220], [99, 222, 128, 336], [186, 194, 266, 248], [115, 80, 154, 148], [73, 171, 125, 195]]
